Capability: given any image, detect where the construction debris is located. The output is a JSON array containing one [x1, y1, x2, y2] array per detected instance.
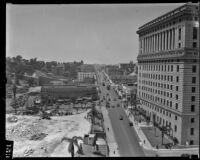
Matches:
[[6, 122, 42, 140], [7, 116, 18, 123], [24, 148, 35, 157], [30, 133, 48, 141]]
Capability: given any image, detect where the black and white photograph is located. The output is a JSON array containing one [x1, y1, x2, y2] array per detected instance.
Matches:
[[5, 2, 199, 158]]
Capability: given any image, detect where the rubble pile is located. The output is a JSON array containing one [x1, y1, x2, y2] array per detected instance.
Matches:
[[6, 121, 44, 141], [24, 148, 35, 157], [7, 116, 18, 123], [30, 133, 48, 141]]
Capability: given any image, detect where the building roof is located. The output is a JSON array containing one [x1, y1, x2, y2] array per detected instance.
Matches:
[[28, 86, 42, 93], [96, 138, 106, 145], [128, 72, 136, 76], [137, 2, 198, 34]]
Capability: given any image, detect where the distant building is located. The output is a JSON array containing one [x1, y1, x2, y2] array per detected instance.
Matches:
[[51, 64, 64, 75], [105, 65, 121, 75], [110, 73, 137, 85], [119, 61, 136, 75], [50, 80, 65, 85], [137, 2, 199, 145], [41, 84, 98, 103], [78, 72, 95, 82], [80, 64, 95, 72]]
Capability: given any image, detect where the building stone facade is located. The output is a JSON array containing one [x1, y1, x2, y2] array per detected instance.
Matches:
[[136, 3, 199, 145], [78, 72, 95, 82]]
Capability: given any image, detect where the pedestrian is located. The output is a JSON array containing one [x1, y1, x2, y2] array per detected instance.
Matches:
[[156, 145, 159, 149], [113, 150, 115, 154], [107, 127, 109, 131], [144, 140, 145, 144]]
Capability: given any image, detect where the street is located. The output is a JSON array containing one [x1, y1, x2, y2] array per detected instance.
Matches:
[[97, 70, 145, 157]]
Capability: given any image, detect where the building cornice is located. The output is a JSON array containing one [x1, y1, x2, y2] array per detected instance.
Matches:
[[137, 3, 199, 35], [137, 48, 199, 62]]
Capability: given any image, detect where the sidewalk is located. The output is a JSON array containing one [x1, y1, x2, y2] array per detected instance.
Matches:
[[125, 109, 199, 156], [125, 109, 153, 150], [101, 106, 120, 157]]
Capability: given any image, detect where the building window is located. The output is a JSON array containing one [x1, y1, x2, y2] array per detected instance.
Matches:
[[171, 65, 173, 72], [193, 27, 197, 40], [174, 125, 177, 132], [178, 43, 181, 48], [192, 66, 196, 73], [193, 42, 197, 48], [176, 76, 179, 83], [176, 86, 178, 91], [191, 105, 195, 112], [190, 128, 194, 135], [175, 115, 177, 120], [176, 95, 178, 100], [178, 28, 181, 40], [171, 76, 173, 82], [170, 101, 172, 107], [192, 87, 196, 93], [177, 65, 179, 72], [192, 77, 196, 83], [191, 118, 195, 123], [190, 140, 194, 145], [170, 85, 173, 90], [191, 96, 195, 102], [175, 103, 178, 109]]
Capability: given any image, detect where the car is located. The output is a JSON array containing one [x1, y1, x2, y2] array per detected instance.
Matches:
[[129, 122, 133, 126], [119, 115, 123, 120]]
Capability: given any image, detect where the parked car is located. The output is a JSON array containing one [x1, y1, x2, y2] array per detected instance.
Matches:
[[129, 122, 133, 126], [119, 115, 123, 120]]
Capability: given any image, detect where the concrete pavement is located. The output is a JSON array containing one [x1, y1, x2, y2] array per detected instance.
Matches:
[[125, 108, 199, 157], [101, 106, 120, 157]]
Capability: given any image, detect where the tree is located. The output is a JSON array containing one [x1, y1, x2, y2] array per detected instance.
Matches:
[[11, 98, 19, 114], [127, 107, 134, 118], [71, 97, 76, 111], [161, 126, 168, 145], [12, 83, 17, 99], [146, 116, 151, 126], [91, 102, 96, 125], [61, 136, 83, 157], [28, 78, 35, 87], [173, 137, 179, 145]]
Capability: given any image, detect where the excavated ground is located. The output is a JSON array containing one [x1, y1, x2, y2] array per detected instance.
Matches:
[[6, 110, 90, 157]]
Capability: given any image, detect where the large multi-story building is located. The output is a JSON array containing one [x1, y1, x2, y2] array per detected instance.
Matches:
[[119, 61, 137, 75], [78, 72, 95, 82], [136, 3, 199, 145]]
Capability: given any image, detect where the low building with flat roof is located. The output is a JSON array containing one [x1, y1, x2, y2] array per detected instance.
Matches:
[[41, 84, 98, 104]]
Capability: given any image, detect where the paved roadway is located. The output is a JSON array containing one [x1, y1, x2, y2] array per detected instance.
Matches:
[[97, 70, 145, 157]]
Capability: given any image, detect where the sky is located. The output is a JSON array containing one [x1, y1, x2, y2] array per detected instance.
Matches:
[[6, 3, 185, 64]]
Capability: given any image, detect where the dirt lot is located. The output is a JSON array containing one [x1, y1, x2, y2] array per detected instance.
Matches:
[[6, 110, 91, 157]]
